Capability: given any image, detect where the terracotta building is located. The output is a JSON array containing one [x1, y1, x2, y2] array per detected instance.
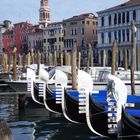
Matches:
[[63, 13, 98, 66], [13, 22, 33, 54]]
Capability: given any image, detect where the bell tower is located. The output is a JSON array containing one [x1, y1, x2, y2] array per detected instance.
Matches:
[[39, 0, 51, 27]]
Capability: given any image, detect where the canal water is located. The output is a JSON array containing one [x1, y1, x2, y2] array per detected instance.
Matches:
[[0, 95, 130, 140]]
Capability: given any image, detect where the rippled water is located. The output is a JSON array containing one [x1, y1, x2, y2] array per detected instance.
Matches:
[[0, 95, 121, 140]]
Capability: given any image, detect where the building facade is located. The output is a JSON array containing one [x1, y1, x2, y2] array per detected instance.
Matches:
[[43, 22, 64, 65], [0, 20, 13, 64], [39, 0, 51, 27], [97, 0, 140, 69], [13, 22, 33, 54], [2, 30, 14, 53], [63, 13, 97, 66], [28, 26, 44, 63]]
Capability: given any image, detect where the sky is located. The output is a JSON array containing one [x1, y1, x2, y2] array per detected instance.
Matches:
[[0, 0, 128, 25]]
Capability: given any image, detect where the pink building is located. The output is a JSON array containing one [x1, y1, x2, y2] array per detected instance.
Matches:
[[13, 22, 33, 54]]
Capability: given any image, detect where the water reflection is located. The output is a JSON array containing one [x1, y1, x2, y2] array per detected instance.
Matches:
[[0, 95, 112, 140]]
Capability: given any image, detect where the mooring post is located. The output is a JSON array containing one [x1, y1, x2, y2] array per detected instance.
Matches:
[[90, 44, 93, 67], [71, 40, 77, 90], [60, 48, 63, 66], [124, 48, 128, 71], [111, 40, 117, 75], [77, 51, 81, 69], [54, 48, 57, 66], [36, 49, 41, 76], [86, 44, 90, 72], [18, 94, 26, 112], [115, 44, 118, 71], [131, 20, 136, 95], [12, 47, 17, 80], [0, 119, 13, 140]]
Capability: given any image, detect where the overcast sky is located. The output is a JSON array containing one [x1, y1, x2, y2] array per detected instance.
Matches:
[[0, 0, 128, 25]]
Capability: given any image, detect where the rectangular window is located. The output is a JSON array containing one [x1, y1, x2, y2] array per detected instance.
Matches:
[[86, 21, 90, 25], [101, 17, 104, 26], [81, 28, 84, 35], [44, 39, 46, 43]]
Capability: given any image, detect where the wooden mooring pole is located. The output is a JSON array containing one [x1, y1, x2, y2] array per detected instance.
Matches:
[[71, 41, 77, 90], [111, 40, 117, 75], [131, 20, 136, 95], [0, 119, 12, 140], [12, 47, 17, 80], [124, 48, 128, 71], [37, 49, 41, 76]]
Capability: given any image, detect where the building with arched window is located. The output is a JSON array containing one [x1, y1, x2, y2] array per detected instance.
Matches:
[[97, 0, 140, 70]]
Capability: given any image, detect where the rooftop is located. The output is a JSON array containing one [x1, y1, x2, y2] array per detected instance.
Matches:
[[63, 13, 97, 22], [98, 0, 140, 13]]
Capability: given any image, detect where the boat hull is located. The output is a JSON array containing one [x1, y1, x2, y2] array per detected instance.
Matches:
[[62, 89, 86, 123]]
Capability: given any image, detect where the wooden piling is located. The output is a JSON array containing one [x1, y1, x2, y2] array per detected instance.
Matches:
[[49, 53, 53, 66], [64, 50, 67, 65], [31, 49, 34, 64], [12, 47, 17, 80], [124, 48, 128, 71], [27, 51, 31, 65], [130, 20, 136, 95], [115, 44, 118, 71], [0, 119, 12, 140], [90, 45, 93, 67], [87, 44, 91, 72], [77, 51, 81, 69], [60, 48, 63, 66], [2, 51, 8, 73], [67, 52, 71, 66], [8, 53, 11, 72], [111, 40, 116, 75], [71, 41, 77, 90], [54, 48, 57, 66], [22, 53, 26, 73], [36, 50, 41, 76], [86, 43, 93, 72]]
